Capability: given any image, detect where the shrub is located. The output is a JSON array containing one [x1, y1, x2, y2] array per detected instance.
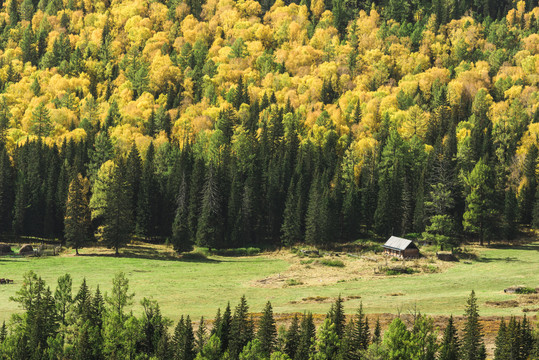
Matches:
[[515, 287, 537, 294], [318, 259, 345, 267], [300, 259, 314, 265], [211, 247, 261, 256], [381, 266, 416, 275], [286, 279, 303, 286]]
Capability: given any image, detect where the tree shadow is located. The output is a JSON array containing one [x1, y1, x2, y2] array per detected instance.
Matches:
[[77, 247, 221, 263], [476, 256, 520, 263]]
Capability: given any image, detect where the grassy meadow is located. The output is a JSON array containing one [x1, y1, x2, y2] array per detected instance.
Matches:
[[0, 242, 538, 324]]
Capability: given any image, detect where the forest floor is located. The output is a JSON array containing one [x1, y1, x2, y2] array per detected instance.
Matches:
[[0, 239, 538, 353]]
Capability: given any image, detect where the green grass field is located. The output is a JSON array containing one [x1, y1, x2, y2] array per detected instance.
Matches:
[[0, 242, 538, 324]]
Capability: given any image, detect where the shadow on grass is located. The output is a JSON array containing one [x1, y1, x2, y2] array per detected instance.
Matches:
[[77, 247, 221, 263], [476, 256, 520, 263]]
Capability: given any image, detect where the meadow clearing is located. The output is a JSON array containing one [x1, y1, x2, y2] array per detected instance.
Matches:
[[0, 241, 538, 326]]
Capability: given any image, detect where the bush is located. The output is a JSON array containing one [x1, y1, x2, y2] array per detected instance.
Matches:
[[300, 259, 314, 265], [515, 287, 537, 294], [181, 252, 208, 261], [318, 259, 345, 267], [211, 247, 261, 256], [285, 279, 303, 286], [381, 266, 416, 275]]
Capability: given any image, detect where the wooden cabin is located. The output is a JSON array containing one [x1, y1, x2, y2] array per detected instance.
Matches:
[[383, 236, 420, 259]]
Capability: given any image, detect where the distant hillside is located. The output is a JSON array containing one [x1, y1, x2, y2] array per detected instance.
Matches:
[[0, 0, 538, 249]]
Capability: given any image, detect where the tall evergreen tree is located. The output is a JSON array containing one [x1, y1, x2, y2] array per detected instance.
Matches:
[[90, 161, 133, 256], [257, 301, 277, 357], [439, 315, 460, 360], [64, 174, 91, 255], [196, 164, 224, 250], [284, 314, 300, 359], [462, 290, 486, 360]]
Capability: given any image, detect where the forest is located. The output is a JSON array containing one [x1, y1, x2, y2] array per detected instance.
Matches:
[[0, 271, 538, 360], [0, 0, 538, 252]]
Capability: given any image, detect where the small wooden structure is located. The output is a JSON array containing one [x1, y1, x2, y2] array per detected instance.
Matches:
[[383, 236, 420, 259]]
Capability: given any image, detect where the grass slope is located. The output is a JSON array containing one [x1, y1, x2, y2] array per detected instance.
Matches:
[[0, 243, 538, 324]]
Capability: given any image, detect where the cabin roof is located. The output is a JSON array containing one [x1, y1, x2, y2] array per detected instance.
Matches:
[[383, 236, 417, 251]]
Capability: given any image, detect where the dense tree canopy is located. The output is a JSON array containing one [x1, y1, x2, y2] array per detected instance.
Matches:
[[0, 0, 537, 250]]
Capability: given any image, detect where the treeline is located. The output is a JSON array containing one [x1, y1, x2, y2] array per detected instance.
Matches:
[[1, 271, 538, 360]]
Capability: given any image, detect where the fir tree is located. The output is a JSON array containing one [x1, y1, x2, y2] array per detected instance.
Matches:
[[284, 314, 300, 359], [327, 295, 345, 339], [296, 313, 316, 360], [462, 290, 485, 360], [439, 315, 460, 360], [229, 295, 254, 359], [257, 301, 277, 356], [195, 317, 207, 354], [64, 174, 91, 255], [196, 164, 223, 250]]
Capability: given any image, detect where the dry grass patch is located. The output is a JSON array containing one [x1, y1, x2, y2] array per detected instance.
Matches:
[[251, 250, 456, 288]]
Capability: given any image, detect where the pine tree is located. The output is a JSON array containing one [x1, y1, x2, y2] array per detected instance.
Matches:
[[90, 161, 133, 256], [327, 295, 345, 339], [125, 142, 142, 223], [311, 319, 340, 360], [137, 143, 159, 239], [372, 317, 382, 344], [229, 295, 254, 359], [216, 303, 232, 354], [257, 301, 277, 356], [9, 0, 19, 26], [195, 317, 207, 354], [172, 173, 192, 253], [64, 174, 91, 255], [296, 313, 316, 360], [31, 102, 52, 137], [439, 315, 460, 360], [463, 159, 496, 246], [494, 318, 509, 360], [284, 314, 300, 359], [196, 164, 223, 250], [462, 290, 485, 360], [0, 144, 14, 234]]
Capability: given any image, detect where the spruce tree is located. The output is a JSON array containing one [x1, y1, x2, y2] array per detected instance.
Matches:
[[196, 164, 223, 250], [90, 161, 133, 256], [137, 143, 159, 239], [195, 317, 207, 354], [257, 301, 277, 357], [327, 295, 345, 339], [494, 318, 509, 360], [296, 313, 316, 360], [439, 315, 460, 360], [0, 144, 14, 234], [372, 317, 382, 344], [462, 290, 485, 360], [229, 295, 253, 359], [64, 174, 91, 255], [284, 314, 300, 359]]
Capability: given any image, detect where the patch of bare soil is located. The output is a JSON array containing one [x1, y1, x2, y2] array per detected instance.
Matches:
[[251, 250, 456, 288], [485, 300, 519, 308]]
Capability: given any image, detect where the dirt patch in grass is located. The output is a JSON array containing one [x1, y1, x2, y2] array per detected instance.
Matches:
[[485, 300, 519, 308], [290, 295, 363, 305], [251, 250, 456, 288]]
